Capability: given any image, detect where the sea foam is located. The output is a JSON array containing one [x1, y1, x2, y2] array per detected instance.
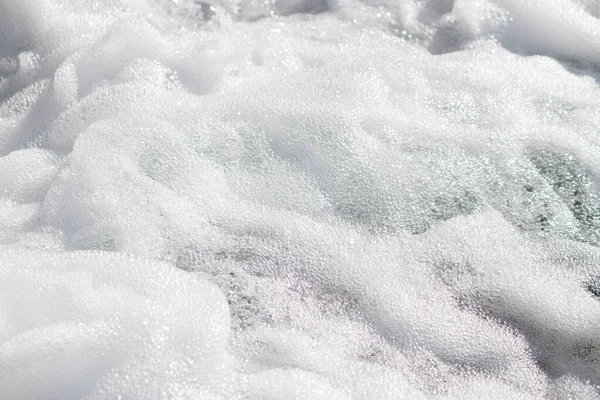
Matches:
[[2, 0, 600, 398]]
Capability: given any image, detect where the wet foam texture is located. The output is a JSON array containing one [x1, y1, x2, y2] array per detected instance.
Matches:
[[2, 0, 600, 398]]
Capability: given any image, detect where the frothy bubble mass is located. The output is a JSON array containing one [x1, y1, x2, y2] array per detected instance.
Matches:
[[2, 0, 600, 398]]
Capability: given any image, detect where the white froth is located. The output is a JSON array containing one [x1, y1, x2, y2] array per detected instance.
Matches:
[[2, 0, 600, 398]]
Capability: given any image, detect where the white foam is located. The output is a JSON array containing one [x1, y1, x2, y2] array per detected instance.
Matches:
[[2, 0, 600, 398], [0, 248, 231, 399]]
